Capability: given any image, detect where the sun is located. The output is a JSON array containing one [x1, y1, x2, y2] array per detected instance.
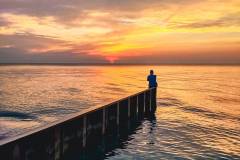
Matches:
[[106, 56, 119, 64]]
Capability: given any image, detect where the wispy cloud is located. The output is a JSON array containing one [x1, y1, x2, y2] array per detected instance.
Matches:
[[0, 0, 239, 64], [176, 12, 240, 28], [0, 17, 12, 27]]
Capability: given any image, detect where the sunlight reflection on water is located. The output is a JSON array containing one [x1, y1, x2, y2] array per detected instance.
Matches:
[[0, 65, 239, 159]]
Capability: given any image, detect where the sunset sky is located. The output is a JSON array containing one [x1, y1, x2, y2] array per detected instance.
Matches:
[[0, 0, 239, 64]]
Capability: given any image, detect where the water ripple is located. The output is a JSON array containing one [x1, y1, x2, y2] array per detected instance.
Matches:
[[181, 105, 240, 122], [157, 98, 183, 107], [0, 110, 36, 120], [0, 65, 239, 159]]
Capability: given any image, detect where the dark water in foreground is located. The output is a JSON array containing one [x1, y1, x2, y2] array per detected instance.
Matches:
[[0, 65, 239, 159]]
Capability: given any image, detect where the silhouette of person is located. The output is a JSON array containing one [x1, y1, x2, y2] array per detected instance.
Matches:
[[147, 70, 158, 88]]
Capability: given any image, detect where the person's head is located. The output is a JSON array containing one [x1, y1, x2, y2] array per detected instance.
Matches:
[[150, 70, 154, 75]]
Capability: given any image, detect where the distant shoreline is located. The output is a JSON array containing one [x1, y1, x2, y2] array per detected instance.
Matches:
[[0, 63, 239, 66]]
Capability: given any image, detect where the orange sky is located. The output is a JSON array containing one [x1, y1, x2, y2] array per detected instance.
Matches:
[[0, 0, 239, 64]]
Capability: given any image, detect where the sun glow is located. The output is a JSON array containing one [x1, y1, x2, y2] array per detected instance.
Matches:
[[0, 0, 239, 63]]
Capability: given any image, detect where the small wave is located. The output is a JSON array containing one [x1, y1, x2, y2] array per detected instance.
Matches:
[[209, 95, 240, 104], [106, 82, 117, 86], [61, 87, 81, 93], [32, 108, 78, 116], [159, 87, 223, 94], [0, 134, 7, 140], [181, 106, 232, 120], [104, 86, 126, 92], [0, 110, 36, 120], [157, 98, 183, 107]]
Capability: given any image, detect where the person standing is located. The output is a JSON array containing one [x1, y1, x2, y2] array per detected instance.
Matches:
[[147, 70, 158, 88]]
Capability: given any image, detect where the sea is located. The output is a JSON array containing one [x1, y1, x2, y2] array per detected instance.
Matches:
[[0, 65, 239, 159]]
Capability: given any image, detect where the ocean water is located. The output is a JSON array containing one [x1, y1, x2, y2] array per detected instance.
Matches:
[[0, 65, 239, 159]]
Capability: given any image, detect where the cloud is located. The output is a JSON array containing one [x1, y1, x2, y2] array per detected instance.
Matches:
[[0, 0, 200, 24], [0, 33, 107, 63], [0, 46, 107, 64], [0, 17, 12, 27], [0, 33, 69, 51], [0, 0, 239, 64], [116, 50, 240, 64], [177, 12, 240, 28]]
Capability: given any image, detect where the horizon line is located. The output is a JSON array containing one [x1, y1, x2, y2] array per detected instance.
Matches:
[[0, 63, 239, 66]]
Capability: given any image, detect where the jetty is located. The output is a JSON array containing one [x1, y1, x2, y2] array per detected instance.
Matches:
[[0, 87, 157, 160]]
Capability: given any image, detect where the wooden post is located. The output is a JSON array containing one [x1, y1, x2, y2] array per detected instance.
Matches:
[[143, 92, 146, 113], [128, 97, 130, 118], [150, 89, 152, 112], [82, 116, 87, 148], [102, 108, 106, 135], [54, 127, 61, 160], [13, 144, 20, 160], [117, 102, 119, 126], [136, 95, 139, 117]]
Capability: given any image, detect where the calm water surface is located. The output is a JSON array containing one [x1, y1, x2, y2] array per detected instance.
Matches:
[[0, 65, 239, 159]]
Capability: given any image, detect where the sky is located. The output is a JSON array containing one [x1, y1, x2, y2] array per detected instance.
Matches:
[[0, 0, 239, 64]]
